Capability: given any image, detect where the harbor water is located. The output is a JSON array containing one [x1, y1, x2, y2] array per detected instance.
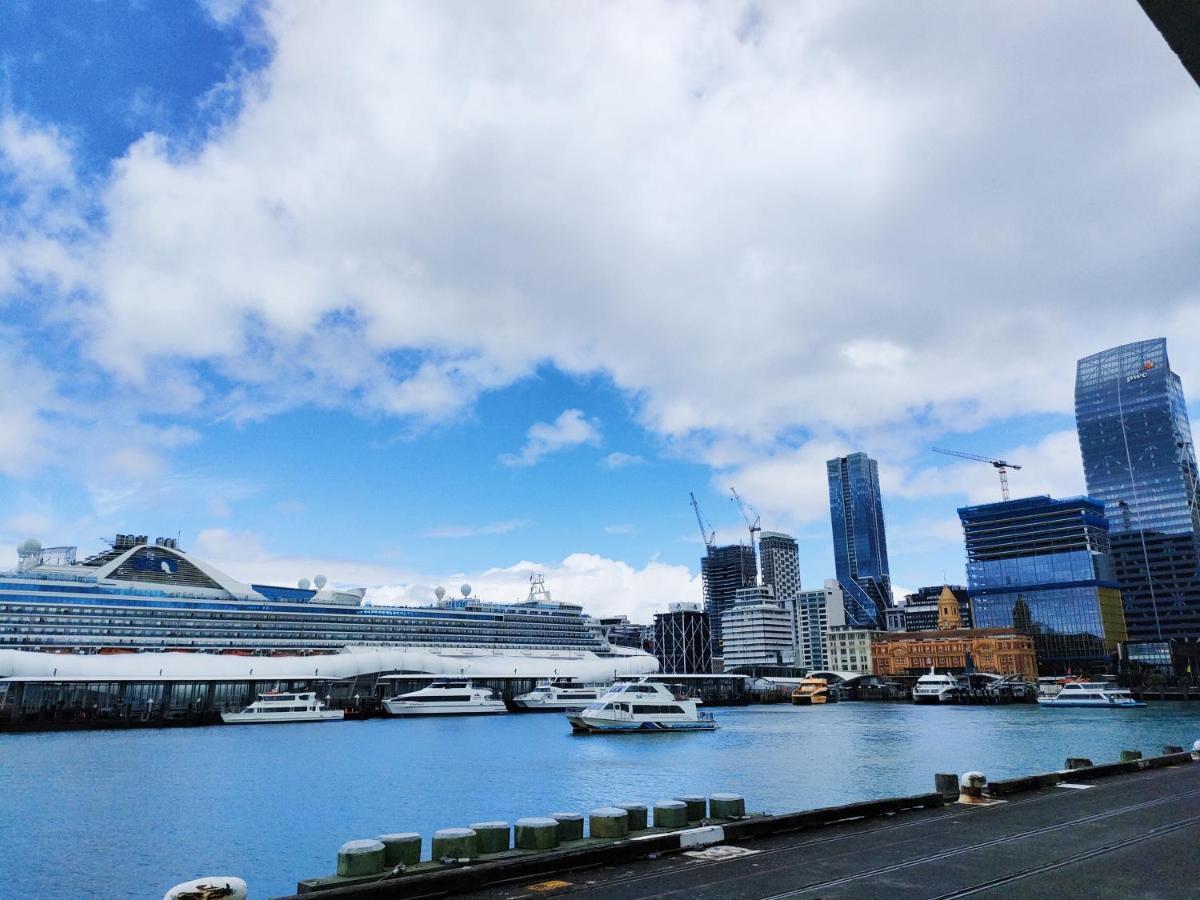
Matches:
[[5, 702, 1199, 898]]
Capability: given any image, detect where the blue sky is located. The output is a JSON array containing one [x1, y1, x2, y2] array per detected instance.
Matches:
[[1, 2, 1197, 623]]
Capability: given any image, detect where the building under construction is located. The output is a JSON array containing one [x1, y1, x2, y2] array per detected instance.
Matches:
[[654, 602, 712, 674]]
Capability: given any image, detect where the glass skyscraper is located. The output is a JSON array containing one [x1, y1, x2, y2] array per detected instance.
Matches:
[[959, 495, 1128, 674], [827, 452, 891, 629], [758, 531, 801, 601], [1075, 339, 1200, 651], [701, 543, 757, 656]]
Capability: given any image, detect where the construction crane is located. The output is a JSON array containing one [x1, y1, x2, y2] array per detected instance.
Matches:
[[932, 447, 1023, 501], [729, 486, 762, 564], [689, 491, 716, 549]]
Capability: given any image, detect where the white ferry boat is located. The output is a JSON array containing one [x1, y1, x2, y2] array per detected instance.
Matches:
[[383, 680, 508, 716], [912, 670, 961, 704], [567, 680, 717, 733], [512, 678, 609, 712], [221, 691, 343, 724], [1037, 681, 1145, 708]]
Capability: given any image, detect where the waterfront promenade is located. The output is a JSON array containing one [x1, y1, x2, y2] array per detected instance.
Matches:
[[454, 764, 1200, 899]]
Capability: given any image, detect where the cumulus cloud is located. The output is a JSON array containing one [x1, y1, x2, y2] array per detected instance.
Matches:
[[499, 409, 602, 467]]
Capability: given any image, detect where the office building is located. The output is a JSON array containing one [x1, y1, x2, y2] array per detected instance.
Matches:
[[827, 452, 892, 629], [1075, 339, 1200, 669], [790, 579, 847, 671], [887, 585, 974, 632], [759, 531, 801, 600], [653, 602, 712, 674], [872, 629, 1037, 680], [959, 495, 1128, 674], [701, 543, 757, 654], [824, 625, 876, 674], [721, 586, 794, 669]]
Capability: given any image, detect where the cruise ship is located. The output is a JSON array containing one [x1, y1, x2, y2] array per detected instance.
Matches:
[[0, 535, 650, 676]]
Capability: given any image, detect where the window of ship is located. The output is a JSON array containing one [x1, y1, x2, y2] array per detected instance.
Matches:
[[404, 695, 471, 702]]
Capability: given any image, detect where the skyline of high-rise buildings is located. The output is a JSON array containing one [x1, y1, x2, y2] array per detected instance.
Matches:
[[759, 531, 801, 601], [827, 452, 892, 630]]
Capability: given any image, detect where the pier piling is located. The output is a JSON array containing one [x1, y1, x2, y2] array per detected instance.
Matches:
[[1120, 750, 1143, 762], [589, 807, 630, 839], [549, 812, 584, 841], [467, 822, 510, 855], [709, 793, 746, 818], [377, 833, 421, 868], [1065, 757, 1093, 770], [431, 828, 477, 862], [336, 840, 385, 877], [676, 795, 707, 822], [653, 800, 689, 828], [514, 817, 560, 851], [615, 802, 648, 831]]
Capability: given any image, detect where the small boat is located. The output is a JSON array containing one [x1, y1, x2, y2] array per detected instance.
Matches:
[[512, 678, 609, 712], [221, 691, 343, 724], [567, 680, 717, 733], [383, 680, 507, 716], [1037, 681, 1145, 708], [913, 670, 961, 704], [791, 677, 830, 705]]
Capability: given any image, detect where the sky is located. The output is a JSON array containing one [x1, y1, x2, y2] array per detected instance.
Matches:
[[0, 1, 1197, 625]]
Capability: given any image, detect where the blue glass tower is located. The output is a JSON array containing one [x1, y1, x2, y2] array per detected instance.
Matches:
[[960, 495, 1128, 674], [1075, 339, 1200, 650], [827, 452, 891, 628]]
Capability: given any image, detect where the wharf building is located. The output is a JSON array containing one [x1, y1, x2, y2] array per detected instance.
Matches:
[[886, 585, 974, 632], [701, 543, 757, 658], [720, 586, 794, 670], [958, 496, 1128, 675], [872, 586, 1038, 680], [759, 532, 801, 602], [827, 452, 893, 629], [1075, 338, 1200, 673], [653, 602, 712, 674], [789, 580, 847, 672], [595, 616, 653, 653]]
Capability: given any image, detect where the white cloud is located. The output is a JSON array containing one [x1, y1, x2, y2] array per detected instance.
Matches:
[[499, 409, 602, 467], [601, 451, 645, 470], [423, 519, 531, 539]]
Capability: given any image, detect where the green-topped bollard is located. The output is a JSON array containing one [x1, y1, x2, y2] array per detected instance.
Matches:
[[589, 806, 630, 839], [377, 833, 421, 868], [709, 793, 746, 819], [653, 800, 688, 828], [1120, 750, 1142, 762], [337, 840, 386, 877], [1065, 757, 1093, 770], [515, 817, 560, 851], [677, 795, 707, 822], [469, 821, 510, 855], [615, 803, 648, 831], [431, 828, 477, 862], [550, 812, 584, 842]]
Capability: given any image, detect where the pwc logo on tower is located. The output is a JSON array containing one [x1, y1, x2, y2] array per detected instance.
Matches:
[[1126, 360, 1155, 383]]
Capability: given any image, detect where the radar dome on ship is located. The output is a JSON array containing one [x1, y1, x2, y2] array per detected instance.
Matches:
[[18, 538, 42, 555], [435, 586, 446, 601], [460, 584, 472, 598], [298, 578, 311, 590], [314, 574, 327, 589]]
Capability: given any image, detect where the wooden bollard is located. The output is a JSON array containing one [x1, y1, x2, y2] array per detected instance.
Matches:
[[377, 833, 421, 867], [616, 803, 648, 831], [677, 795, 707, 822], [431, 828, 477, 861], [514, 817, 560, 851], [337, 840, 386, 877], [934, 773, 960, 800], [709, 793, 746, 818], [468, 821, 510, 855], [589, 807, 630, 839], [1065, 757, 1093, 770], [653, 800, 688, 828], [1120, 750, 1142, 762], [550, 812, 584, 841]]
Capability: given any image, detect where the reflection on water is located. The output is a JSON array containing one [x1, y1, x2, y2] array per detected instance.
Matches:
[[5, 702, 1198, 897]]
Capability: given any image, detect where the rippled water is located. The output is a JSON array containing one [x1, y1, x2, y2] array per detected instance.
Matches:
[[5, 702, 1198, 897]]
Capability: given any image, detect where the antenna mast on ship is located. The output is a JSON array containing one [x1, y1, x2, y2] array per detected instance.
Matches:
[[528, 572, 554, 604]]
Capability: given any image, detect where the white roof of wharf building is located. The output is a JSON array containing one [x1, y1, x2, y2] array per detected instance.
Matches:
[[0, 645, 660, 683]]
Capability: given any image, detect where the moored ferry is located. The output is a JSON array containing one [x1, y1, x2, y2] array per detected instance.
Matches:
[[383, 680, 507, 716], [512, 678, 610, 712], [1037, 681, 1145, 708], [0, 537, 656, 681], [790, 677, 830, 705], [912, 670, 961, 704], [221, 691, 343, 724]]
